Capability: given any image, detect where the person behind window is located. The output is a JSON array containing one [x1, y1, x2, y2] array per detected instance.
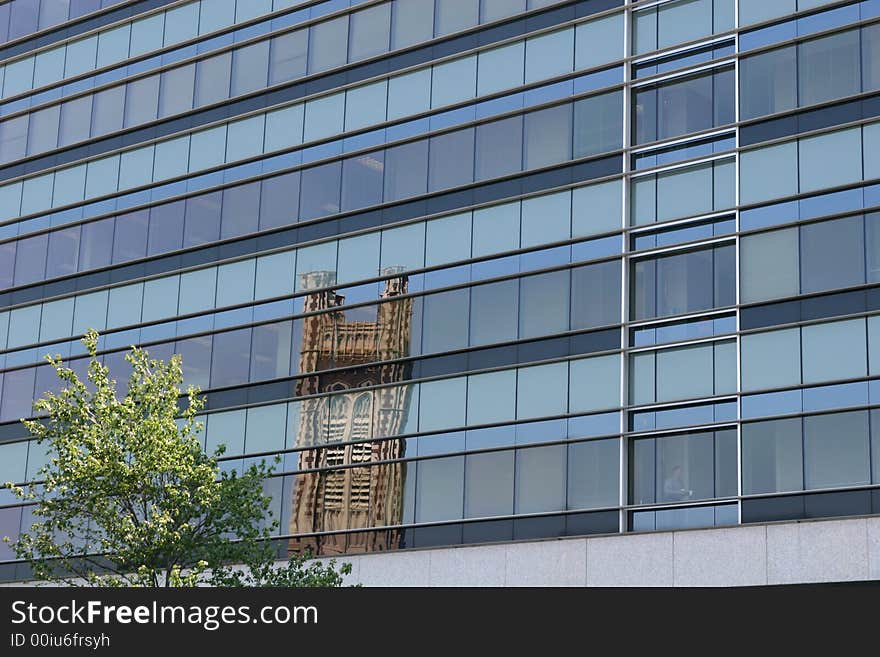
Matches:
[[663, 464, 692, 502]]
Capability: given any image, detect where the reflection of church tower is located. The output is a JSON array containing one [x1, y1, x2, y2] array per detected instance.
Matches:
[[288, 268, 414, 556]]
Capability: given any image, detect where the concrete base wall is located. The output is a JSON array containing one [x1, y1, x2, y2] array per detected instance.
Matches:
[[328, 516, 880, 586]]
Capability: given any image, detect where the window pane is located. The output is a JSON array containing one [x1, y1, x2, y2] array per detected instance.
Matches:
[[176, 335, 213, 390], [515, 444, 566, 513], [419, 378, 466, 432], [298, 161, 341, 220], [524, 103, 572, 169], [569, 354, 620, 413], [217, 259, 256, 307], [250, 321, 292, 382], [231, 40, 270, 97], [472, 202, 519, 257], [568, 438, 619, 509], [194, 52, 232, 107], [571, 261, 620, 329], [864, 22, 880, 93], [348, 2, 391, 61], [183, 191, 222, 247], [658, 0, 712, 50], [798, 126, 862, 194], [739, 141, 797, 205], [123, 74, 160, 128], [111, 209, 148, 263], [269, 29, 308, 84], [740, 227, 799, 303], [391, 0, 432, 49], [259, 171, 299, 229], [428, 128, 474, 191], [475, 115, 522, 181], [304, 93, 345, 142], [740, 46, 797, 120], [435, 0, 478, 37], [465, 450, 514, 518], [79, 217, 113, 270], [142, 276, 179, 322], [13, 233, 47, 286], [147, 200, 185, 256], [220, 182, 261, 239], [804, 411, 870, 489], [800, 215, 865, 294], [470, 279, 518, 346], [0, 115, 28, 163], [431, 56, 477, 107], [26, 105, 60, 155], [516, 362, 567, 420], [741, 328, 801, 392], [309, 16, 348, 73], [106, 281, 144, 330], [574, 90, 622, 156], [572, 179, 621, 237], [381, 222, 425, 272], [656, 162, 711, 222], [336, 231, 380, 283], [799, 29, 861, 108], [525, 28, 573, 84], [575, 12, 623, 70], [159, 64, 195, 118], [467, 369, 516, 426], [416, 456, 463, 522], [387, 69, 431, 120], [45, 225, 80, 278], [801, 319, 867, 384], [59, 95, 93, 147], [478, 41, 524, 96], [521, 191, 569, 248], [422, 288, 469, 353], [341, 150, 385, 212], [384, 139, 428, 203], [519, 270, 569, 338], [425, 211, 470, 267], [656, 73, 713, 142], [210, 328, 252, 387], [344, 80, 387, 132], [656, 343, 713, 401]]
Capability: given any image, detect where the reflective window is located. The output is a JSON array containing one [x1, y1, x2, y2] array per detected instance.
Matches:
[[435, 0, 478, 37], [741, 328, 801, 392], [631, 429, 736, 505], [574, 90, 622, 156], [516, 362, 567, 420], [525, 28, 573, 84], [524, 103, 572, 170], [519, 270, 569, 339], [349, 2, 390, 61], [515, 444, 566, 513], [802, 319, 866, 385], [804, 411, 870, 489], [269, 29, 308, 84], [391, 0, 432, 49], [632, 244, 734, 320], [800, 215, 864, 294], [740, 46, 797, 120], [309, 16, 348, 73], [428, 129, 474, 192], [475, 116, 522, 181], [634, 68, 733, 145]]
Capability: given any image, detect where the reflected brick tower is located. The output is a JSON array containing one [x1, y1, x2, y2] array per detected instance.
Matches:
[[287, 268, 414, 556]]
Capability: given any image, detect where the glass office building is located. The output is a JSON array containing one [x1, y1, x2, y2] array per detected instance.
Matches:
[[1, 0, 880, 577]]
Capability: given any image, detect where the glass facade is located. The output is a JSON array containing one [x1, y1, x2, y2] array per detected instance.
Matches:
[[1, 0, 880, 576]]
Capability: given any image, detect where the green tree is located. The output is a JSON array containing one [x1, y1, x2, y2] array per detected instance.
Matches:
[[2, 330, 350, 587]]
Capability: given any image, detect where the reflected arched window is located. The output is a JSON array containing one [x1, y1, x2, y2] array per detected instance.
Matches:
[[351, 392, 373, 442]]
